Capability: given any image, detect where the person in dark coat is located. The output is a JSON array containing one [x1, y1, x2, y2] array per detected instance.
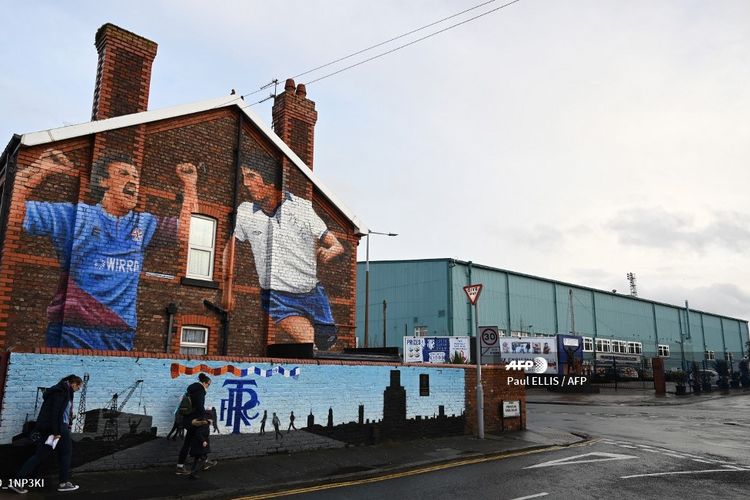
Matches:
[[176, 373, 212, 475], [11, 374, 83, 494], [187, 412, 213, 479]]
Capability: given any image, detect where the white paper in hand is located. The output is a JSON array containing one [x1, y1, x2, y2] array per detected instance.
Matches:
[[45, 434, 60, 449]]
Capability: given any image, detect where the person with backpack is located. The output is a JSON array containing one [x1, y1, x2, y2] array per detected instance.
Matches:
[[10, 374, 83, 494], [175, 373, 216, 475]]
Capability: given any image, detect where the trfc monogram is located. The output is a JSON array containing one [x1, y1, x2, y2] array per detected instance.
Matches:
[[220, 379, 260, 434]]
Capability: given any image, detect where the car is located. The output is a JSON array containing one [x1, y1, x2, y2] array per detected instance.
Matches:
[[617, 366, 640, 380], [695, 369, 719, 385]]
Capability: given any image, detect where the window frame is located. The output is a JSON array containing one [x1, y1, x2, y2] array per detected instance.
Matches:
[[657, 344, 670, 358], [595, 338, 611, 353], [583, 337, 594, 352], [186, 214, 217, 281], [611, 340, 627, 354], [180, 326, 209, 355], [705, 350, 715, 361], [627, 341, 642, 355]]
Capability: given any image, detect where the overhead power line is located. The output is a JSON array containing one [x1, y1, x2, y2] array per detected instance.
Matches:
[[235, 0, 523, 108], [304, 0, 522, 86], [291, 0, 501, 81]]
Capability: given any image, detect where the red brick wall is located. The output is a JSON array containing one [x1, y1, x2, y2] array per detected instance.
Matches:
[[465, 365, 526, 433], [0, 108, 359, 356], [92, 24, 158, 121]]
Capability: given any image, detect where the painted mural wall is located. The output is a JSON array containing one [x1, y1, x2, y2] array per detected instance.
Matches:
[[0, 353, 466, 444], [2, 111, 356, 355]]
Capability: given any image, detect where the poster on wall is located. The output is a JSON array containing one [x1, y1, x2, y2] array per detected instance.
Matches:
[[403, 336, 470, 364], [498, 336, 559, 374]]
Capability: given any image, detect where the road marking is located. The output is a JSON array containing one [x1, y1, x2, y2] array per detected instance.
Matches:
[[510, 493, 549, 500], [617, 445, 637, 449], [235, 442, 594, 499], [662, 453, 689, 459], [692, 459, 713, 464], [622, 469, 750, 479], [525, 452, 638, 469], [721, 464, 743, 470]]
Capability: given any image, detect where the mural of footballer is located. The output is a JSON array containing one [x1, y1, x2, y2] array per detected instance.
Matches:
[[230, 159, 344, 350], [18, 148, 198, 350]]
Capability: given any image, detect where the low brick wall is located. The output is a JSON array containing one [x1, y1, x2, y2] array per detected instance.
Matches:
[[465, 365, 526, 433]]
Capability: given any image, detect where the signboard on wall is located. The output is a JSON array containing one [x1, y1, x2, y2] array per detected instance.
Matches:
[[502, 401, 521, 417], [498, 336, 559, 374], [595, 353, 642, 365], [403, 336, 471, 364]]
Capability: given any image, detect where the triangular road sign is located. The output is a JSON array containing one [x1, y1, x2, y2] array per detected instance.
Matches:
[[524, 452, 638, 469], [463, 284, 483, 305]]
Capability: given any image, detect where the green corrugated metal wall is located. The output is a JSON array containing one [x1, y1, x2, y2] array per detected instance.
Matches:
[[355, 259, 749, 369]]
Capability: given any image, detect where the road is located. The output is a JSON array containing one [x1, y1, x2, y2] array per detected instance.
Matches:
[[258, 395, 750, 499]]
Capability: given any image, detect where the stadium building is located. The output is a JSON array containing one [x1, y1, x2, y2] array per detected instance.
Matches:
[[356, 259, 749, 373]]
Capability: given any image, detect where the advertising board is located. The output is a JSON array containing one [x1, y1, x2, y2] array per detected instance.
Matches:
[[403, 336, 471, 364]]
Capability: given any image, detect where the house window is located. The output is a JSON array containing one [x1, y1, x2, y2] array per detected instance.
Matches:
[[186, 215, 216, 280], [705, 350, 715, 361], [725, 352, 733, 363], [657, 344, 670, 357], [627, 342, 642, 355], [583, 337, 594, 352], [419, 374, 430, 396], [595, 339, 611, 353], [180, 326, 208, 355]]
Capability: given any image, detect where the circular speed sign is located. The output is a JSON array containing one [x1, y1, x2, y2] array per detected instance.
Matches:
[[481, 328, 498, 346]]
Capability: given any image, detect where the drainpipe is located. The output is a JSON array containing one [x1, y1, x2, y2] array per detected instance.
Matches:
[[204, 300, 229, 355], [466, 261, 473, 336], [165, 303, 178, 352], [447, 260, 454, 336]]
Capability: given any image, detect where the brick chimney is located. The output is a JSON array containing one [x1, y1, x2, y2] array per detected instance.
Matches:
[[91, 23, 158, 121], [272, 78, 318, 170]]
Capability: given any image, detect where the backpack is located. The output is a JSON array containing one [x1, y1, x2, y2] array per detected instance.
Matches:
[[176, 392, 192, 417]]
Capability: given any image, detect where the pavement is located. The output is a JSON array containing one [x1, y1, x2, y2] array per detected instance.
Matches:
[[526, 383, 750, 406], [1, 426, 586, 499], [7, 384, 747, 499]]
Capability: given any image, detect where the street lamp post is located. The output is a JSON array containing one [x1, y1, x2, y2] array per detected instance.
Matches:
[[364, 230, 397, 348]]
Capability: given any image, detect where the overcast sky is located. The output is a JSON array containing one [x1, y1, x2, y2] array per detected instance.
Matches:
[[2, 0, 749, 322]]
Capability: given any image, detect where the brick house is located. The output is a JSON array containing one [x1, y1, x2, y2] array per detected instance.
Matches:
[[0, 23, 365, 358]]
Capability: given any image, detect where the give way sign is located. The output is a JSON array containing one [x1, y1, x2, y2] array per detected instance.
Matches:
[[463, 284, 483, 305]]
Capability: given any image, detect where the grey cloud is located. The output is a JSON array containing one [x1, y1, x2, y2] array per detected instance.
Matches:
[[607, 207, 750, 252], [648, 283, 750, 321]]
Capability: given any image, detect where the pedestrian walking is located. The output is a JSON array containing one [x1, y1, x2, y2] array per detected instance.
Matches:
[[187, 412, 216, 479], [272, 412, 283, 440], [287, 411, 297, 433], [210, 407, 220, 434], [176, 373, 214, 475], [10, 374, 83, 494], [166, 412, 184, 441], [259, 410, 267, 435]]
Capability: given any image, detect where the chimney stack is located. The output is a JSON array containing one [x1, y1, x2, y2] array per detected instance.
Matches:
[[91, 23, 158, 121], [272, 78, 318, 170]]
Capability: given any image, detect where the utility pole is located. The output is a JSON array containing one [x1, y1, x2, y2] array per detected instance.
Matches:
[[464, 284, 483, 439]]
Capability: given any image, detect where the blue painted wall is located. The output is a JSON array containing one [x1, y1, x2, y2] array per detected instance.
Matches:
[[0, 353, 466, 444]]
